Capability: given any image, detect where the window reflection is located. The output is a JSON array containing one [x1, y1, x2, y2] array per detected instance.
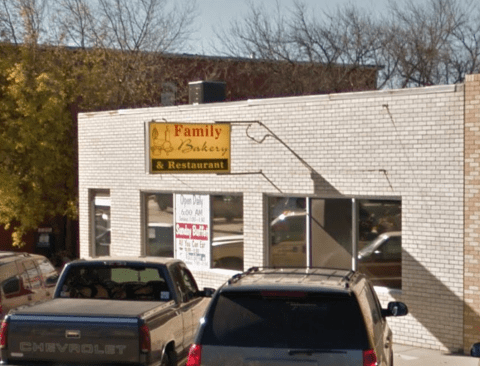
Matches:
[[269, 197, 306, 267], [211, 195, 244, 270], [145, 193, 174, 257], [93, 191, 110, 256], [2, 276, 20, 295], [357, 200, 402, 289], [267, 196, 402, 290], [35, 257, 59, 287]]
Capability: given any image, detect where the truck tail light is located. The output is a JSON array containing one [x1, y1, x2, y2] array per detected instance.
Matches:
[[0, 320, 8, 349], [186, 344, 202, 366], [363, 349, 377, 366], [139, 324, 151, 353]]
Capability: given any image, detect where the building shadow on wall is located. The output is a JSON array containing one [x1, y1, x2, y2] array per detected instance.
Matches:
[[301, 167, 476, 353], [258, 166, 340, 196], [310, 171, 341, 196], [388, 250, 478, 354]]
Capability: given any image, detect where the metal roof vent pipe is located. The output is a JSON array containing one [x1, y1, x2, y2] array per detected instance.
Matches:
[[188, 81, 226, 105]]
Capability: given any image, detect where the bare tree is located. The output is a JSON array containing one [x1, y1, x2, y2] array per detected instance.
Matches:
[[52, 0, 197, 52], [386, 0, 469, 87], [290, 2, 391, 88], [0, 0, 49, 45], [216, 0, 298, 61], [214, 1, 381, 93], [0, 0, 20, 44], [451, 11, 480, 80], [216, 0, 480, 89], [54, 0, 101, 48], [0, 0, 197, 53]]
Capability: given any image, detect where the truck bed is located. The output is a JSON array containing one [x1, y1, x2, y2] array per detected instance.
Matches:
[[12, 298, 172, 317]]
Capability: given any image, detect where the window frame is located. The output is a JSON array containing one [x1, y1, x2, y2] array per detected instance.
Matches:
[[144, 192, 174, 258], [2, 276, 21, 296], [142, 191, 244, 271], [267, 195, 402, 289], [90, 190, 111, 257], [211, 194, 244, 271], [22, 259, 42, 290]]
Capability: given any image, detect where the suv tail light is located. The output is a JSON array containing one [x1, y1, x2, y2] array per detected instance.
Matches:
[[139, 324, 151, 353], [186, 344, 202, 366], [363, 349, 377, 366], [0, 320, 8, 349]]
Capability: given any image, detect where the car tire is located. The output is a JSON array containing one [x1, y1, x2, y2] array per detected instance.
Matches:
[[161, 349, 176, 366]]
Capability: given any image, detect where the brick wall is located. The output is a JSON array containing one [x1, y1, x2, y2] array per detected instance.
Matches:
[[464, 74, 480, 353], [79, 83, 466, 351]]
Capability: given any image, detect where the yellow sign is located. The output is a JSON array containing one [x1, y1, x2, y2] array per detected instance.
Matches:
[[149, 122, 231, 173]]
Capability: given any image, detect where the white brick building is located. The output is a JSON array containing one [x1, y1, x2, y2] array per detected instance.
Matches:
[[78, 75, 480, 353]]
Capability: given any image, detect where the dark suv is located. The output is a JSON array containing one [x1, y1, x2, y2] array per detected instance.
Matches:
[[186, 267, 408, 366], [0, 252, 58, 320]]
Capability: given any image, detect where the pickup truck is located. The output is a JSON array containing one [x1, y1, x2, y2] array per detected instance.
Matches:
[[0, 256, 213, 366]]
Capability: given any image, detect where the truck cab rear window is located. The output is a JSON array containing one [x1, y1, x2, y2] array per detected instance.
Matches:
[[202, 291, 369, 350], [59, 265, 170, 301]]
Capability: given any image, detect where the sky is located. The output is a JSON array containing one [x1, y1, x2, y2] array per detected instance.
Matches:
[[190, 0, 390, 55]]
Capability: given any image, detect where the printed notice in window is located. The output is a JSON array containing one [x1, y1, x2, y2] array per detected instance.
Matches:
[[175, 194, 210, 269]]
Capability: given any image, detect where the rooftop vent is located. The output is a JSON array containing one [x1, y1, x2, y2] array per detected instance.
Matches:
[[188, 81, 226, 104]]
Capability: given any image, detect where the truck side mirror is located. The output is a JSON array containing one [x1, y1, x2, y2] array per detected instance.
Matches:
[[198, 287, 215, 298], [382, 301, 408, 317], [471, 343, 480, 357]]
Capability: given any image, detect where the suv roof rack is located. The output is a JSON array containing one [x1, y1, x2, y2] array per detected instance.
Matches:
[[228, 267, 357, 288]]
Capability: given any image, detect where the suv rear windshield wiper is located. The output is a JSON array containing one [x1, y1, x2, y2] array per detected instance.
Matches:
[[288, 349, 347, 356]]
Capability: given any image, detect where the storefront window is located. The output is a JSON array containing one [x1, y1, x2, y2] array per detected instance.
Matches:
[[92, 191, 110, 256], [211, 195, 244, 270], [269, 197, 307, 267], [311, 198, 352, 269], [357, 200, 402, 289], [267, 196, 402, 289], [145, 193, 174, 257]]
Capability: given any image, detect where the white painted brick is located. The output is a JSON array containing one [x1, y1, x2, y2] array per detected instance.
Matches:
[[79, 84, 465, 352]]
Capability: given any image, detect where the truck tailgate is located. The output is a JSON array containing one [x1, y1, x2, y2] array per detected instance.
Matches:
[[7, 314, 140, 364], [4, 299, 165, 364]]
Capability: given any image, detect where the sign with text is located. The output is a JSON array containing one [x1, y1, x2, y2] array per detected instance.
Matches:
[[174, 194, 210, 269], [149, 122, 231, 173]]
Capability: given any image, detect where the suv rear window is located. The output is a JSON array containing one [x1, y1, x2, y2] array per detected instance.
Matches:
[[202, 290, 369, 349]]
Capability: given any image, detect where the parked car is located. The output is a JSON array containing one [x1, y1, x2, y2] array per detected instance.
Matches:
[[0, 252, 58, 320], [211, 235, 243, 270], [358, 231, 402, 289], [0, 256, 214, 366], [186, 267, 408, 366], [471, 343, 480, 357]]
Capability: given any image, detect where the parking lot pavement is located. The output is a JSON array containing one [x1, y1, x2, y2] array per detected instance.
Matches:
[[394, 344, 479, 366]]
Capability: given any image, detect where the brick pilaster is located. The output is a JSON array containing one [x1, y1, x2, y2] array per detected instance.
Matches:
[[464, 74, 480, 353]]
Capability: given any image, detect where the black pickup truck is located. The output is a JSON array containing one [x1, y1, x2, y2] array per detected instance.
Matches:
[[0, 257, 213, 366]]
